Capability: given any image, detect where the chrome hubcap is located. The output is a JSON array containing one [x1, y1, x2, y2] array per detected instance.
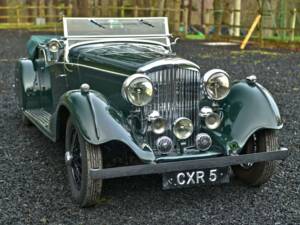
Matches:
[[65, 151, 73, 166]]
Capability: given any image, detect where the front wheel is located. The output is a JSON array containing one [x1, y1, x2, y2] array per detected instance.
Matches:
[[65, 117, 103, 207], [232, 130, 278, 186]]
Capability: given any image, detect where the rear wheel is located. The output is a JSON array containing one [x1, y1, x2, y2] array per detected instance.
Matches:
[[65, 117, 103, 207], [232, 130, 278, 186]]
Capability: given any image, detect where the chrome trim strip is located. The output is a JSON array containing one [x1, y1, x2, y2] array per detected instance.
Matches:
[[65, 39, 171, 63], [68, 39, 170, 51], [137, 58, 200, 73], [57, 62, 129, 77]]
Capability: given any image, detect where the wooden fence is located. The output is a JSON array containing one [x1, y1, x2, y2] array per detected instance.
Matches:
[[203, 8, 300, 42], [0, 4, 189, 34]]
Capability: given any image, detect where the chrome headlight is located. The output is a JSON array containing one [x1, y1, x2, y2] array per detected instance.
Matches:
[[173, 117, 194, 140], [122, 74, 153, 107], [48, 39, 61, 53], [151, 117, 167, 134], [203, 69, 230, 100]]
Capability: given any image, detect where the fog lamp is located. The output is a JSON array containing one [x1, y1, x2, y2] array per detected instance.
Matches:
[[195, 133, 212, 151], [205, 113, 221, 130], [173, 117, 194, 140], [151, 117, 167, 134], [156, 136, 173, 154]]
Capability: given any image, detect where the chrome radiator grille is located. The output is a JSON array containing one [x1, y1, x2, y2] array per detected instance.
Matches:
[[144, 67, 202, 151]]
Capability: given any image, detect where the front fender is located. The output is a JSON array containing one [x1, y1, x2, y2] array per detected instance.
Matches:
[[53, 90, 155, 162], [208, 80, 282, 153], [15, 59, 39, 109]]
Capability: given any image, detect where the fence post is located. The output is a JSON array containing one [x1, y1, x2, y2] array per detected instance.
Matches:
[[229, 10, 234, 36], [150, 6, 155, 17], [134, 5, 138, 17], [234, 0, 241, 37], [183, 7, 188, 36], [121, 5, 125, 17], [279, 0, 287, 40], [291, 8, 297, 41], [16, 5, 20, 25], [203, 9, 210, 34], [67, 3, 72, 17]]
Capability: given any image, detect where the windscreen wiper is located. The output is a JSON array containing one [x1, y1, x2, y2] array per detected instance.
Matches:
[[89, 19, 106, 29], [138, 19, 155, 28]]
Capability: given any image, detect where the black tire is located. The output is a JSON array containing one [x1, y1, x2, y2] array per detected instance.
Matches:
[[232, 130, 278, 186], [65, 117, 102, 207]]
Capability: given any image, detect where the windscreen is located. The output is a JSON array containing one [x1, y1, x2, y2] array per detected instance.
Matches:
[[63, 17, 169, 37]]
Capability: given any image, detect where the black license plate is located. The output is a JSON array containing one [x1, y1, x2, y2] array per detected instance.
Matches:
[[162, 167, 230, 190]]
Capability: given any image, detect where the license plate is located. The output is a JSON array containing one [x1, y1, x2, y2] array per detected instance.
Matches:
[[162, 167, 229, 190]]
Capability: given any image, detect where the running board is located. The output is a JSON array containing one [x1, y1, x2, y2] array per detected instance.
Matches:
[[23, 109, 54, 140]]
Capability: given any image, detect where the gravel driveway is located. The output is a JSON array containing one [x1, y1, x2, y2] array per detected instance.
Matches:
[[0, 30, 299, 225]]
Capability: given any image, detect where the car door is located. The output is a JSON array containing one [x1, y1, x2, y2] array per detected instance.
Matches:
[[34, 48, 52, 112]]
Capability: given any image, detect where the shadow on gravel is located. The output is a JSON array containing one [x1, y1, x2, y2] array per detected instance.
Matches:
[[0, 31, 299, 225]]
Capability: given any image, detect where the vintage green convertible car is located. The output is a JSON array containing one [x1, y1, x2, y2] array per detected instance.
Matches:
[[16, 17, 288, 207]]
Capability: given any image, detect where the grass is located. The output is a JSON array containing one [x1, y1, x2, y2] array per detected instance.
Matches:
[[185, 33, 206, 40]]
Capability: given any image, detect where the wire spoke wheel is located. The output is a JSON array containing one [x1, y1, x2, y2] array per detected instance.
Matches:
[[232, 130, 278, 186], [65, 117, 103, 207], [69, 129, 82, 190]]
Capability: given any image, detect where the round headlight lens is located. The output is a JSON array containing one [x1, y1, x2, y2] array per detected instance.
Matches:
[[48, 39, 61, 53], [122, 74, 153, 107], [205, 112, 221, 130], [151, 117, 167, 134], [204, 69, 230, 100], [173, 117, 194, 140]]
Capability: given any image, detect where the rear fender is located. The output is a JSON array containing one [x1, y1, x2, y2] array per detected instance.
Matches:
[[52, 90, 155, 162], [207, 80, 282, 154]]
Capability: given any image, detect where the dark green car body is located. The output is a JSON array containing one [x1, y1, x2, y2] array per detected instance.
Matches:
[[16, 36, 283, 164], [14, 17, 292, 207]]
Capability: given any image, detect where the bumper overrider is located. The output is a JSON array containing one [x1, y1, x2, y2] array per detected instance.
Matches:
[[90, 147, 289, 180]]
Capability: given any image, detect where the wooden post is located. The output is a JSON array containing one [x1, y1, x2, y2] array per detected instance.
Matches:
[[291, 8, 297, 41], [188, 0, 192, 27], [229, 10, 234, 36], [111, 0, 118, 17], [67, 3, 72, 17], [184, 7, 189, 36], [240, 14, 262, 50], [157, 0, 165, 16], [78, 0, 89, 17], [121, 5, 125, 17], [174, 0, 181, 34], [47, 0, 54, 22], [134, 5, 138, 17], [234, 0, 241, 37], [203, 9, 210, 34], [16, 5, 20, 25], [150, 6, 155, 17], [0, 0, 7, 23], [279, 0, 287, 39]]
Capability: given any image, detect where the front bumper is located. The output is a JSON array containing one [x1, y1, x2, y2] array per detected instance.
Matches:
[[90, 147, 289, 180]]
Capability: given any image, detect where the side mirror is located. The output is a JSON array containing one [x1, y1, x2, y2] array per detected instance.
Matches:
[[171, 37, 180, 46]]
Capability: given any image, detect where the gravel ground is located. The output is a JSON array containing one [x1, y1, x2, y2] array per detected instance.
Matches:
[[0, 30, 299, 225]]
